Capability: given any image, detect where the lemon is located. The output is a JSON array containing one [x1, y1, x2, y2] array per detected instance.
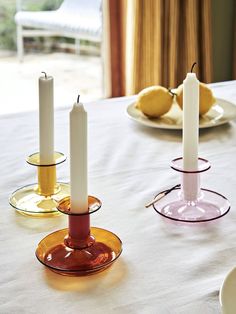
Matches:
[[136, 86, 173, 118], [176, 82, 216, 115]]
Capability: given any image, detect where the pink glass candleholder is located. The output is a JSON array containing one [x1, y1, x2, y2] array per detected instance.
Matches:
[[9, 152, 69, 217], [152, 157, 230, 223], [36, 196, 122, 276]]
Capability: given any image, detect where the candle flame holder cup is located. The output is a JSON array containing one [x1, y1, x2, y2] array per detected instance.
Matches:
[[152, 157, 230, 223], [9, 152, 69, 217], [35, 196, 122, 276]]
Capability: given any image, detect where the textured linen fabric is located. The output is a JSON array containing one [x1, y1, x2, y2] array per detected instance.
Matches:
[[0, 81, 236, 314]]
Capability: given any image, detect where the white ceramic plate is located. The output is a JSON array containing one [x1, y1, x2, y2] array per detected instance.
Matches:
[[126, 98, 236, 130], [220, 267, 236, 314]]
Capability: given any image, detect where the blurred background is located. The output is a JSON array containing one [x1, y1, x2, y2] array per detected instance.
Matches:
[[0, 0, 102, 114], [0, 0, 235, 114]]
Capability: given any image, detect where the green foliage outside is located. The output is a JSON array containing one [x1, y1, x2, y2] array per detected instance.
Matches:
[[0, 1, 16, 50], [0, 0, 63, 50]]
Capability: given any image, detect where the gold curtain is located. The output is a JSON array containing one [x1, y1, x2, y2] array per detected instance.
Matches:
[[107, 0, 213, 96], [104, 0, 126, 97]]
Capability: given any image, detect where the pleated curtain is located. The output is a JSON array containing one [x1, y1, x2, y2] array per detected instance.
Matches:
[[107, 0, 213, 97]]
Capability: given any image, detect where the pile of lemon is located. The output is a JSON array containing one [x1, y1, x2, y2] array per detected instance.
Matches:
[[136, 83, 216, 118]]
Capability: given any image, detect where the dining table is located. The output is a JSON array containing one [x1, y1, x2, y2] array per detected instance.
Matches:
[[1, 80, 236, 314]]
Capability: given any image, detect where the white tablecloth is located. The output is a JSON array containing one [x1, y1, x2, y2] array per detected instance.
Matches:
[[1, 81, 236, 314]]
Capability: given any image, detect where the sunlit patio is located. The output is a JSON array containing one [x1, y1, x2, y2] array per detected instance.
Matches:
[[0, 51, 103, 115]]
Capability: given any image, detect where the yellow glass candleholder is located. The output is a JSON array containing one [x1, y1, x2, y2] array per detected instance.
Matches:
[[9, 152, 70, 217], [36, 196, 122, 276]]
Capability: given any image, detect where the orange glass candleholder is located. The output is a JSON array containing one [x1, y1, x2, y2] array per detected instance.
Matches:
[[36, 196, 122, 276], [9, 152, 69, 217]]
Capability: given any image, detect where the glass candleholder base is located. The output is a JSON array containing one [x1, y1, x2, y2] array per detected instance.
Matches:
[[153, 187, 230, 223], [36, 227, 122, 276], [9, 152, 69, 217], [35, 196, 122, 276], [152, 157, 230, 223], [9, 182, 70, 217]]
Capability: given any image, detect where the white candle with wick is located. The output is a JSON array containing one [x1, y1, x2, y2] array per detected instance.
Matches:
[[182, 66, 199, 201], [39, 72, 54, 164], [70, 95, 88, 213], [183, 72, 199, 171]]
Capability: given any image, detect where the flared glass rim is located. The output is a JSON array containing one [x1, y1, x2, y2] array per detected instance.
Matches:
[[57, 195, 102, 216], [26, 151, 66, 167], [171, 157, 211, 173]]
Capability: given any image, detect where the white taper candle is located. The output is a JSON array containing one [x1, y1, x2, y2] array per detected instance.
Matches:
[[183, 73, 199, 171], [70, 98, 88, 213], [39, 73, 54, 164]]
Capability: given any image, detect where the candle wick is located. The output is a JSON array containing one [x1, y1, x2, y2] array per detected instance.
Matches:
[[190, 62, 197, 73], [77, 94, 80, 103], [41, 71, 47, 79]]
